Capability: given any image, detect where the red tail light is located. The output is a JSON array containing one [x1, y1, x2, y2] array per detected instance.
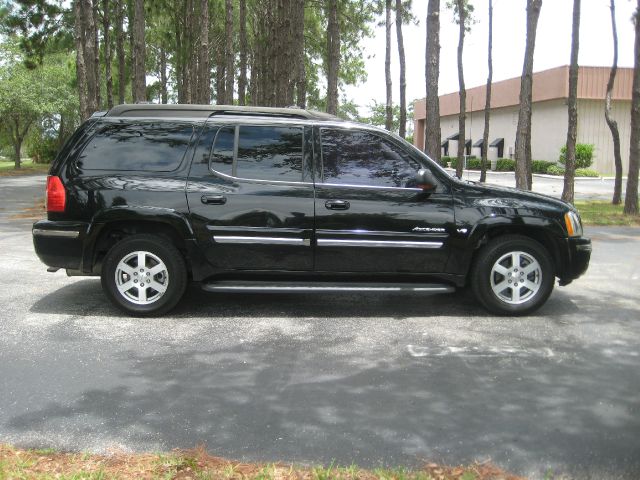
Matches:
[[46, 175, 66, 212]]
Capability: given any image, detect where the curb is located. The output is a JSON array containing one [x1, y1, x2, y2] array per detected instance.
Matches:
[[443, 168, 624, 181]]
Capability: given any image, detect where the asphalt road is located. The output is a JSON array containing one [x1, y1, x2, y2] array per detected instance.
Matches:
[[1, 174, 639, 479]]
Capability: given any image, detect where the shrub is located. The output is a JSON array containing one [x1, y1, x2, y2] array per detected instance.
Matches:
[[532, 160, 556, 174], [545, 166, 599, 177], [27, 137, 59, 164], [495, 158, 516, 171], [575, 168, 599, 177], [435, 156, 451, 168], [447, 156, 485, 170], [441, 156, 454, 167], [546, 165, 565, 176], [465, 158, 483, 170], [559, 143, 594, 169]]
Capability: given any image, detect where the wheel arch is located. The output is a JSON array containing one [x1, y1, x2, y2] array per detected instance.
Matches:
[[457, 218, 565, 283], [83, 208, 194, 275]]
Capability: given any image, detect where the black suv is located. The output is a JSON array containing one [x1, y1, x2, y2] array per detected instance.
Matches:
[[33, 104, 591, 316]]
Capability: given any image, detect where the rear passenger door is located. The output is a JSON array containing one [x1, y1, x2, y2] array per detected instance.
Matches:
[[186, 122, 315, 272]]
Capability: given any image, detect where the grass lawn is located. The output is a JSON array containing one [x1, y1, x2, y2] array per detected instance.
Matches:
[[574, 200, 640, 227], [0, 158, 50, 176], [0, 444, 523, 480]]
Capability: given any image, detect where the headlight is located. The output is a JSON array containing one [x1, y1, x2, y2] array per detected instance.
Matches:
[[564, 210, 583, 237]]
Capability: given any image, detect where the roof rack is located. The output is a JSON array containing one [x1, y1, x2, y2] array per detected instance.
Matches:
[[104, 104, 340, 121]]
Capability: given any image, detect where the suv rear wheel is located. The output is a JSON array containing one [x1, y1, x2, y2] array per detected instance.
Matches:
[[101, 234, 187, 316], [471, 235, 554, 315]]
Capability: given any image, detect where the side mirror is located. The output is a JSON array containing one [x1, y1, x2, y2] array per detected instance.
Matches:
[[413, 169, 437, 193]]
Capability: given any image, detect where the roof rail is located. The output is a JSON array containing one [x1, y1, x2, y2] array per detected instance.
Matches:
[[104, 104, 341, 121]]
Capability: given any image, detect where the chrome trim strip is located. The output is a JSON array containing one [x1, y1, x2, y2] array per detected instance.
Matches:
[[318, 182, 423, 192], [205, 285, 452, 292], [214, 235, 310, 246], [33, 229, 80, 239], [317, 238, 443, 249]]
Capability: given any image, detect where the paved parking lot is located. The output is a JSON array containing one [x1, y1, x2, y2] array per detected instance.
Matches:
[[1, 174, 639, 479]]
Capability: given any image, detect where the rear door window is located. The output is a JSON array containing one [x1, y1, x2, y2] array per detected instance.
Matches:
[[210, 126, 235, 176], [235, 125, 303, 181], [77, 122, 194, 171]]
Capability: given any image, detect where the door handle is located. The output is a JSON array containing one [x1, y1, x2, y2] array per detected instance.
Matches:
[[325, 199, 350, 210], [201, 194, 227, 205]]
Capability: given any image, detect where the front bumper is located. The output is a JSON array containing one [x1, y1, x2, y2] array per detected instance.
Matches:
[[558, 236, 591, 286], [32, 220, 89, 270]]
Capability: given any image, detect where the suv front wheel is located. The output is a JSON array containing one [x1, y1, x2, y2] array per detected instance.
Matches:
[[471, 235, 555, 315], [101, 234, 188, 316]]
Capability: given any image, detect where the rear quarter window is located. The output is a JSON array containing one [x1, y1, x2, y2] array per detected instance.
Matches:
[[77, 121, 194, 171]]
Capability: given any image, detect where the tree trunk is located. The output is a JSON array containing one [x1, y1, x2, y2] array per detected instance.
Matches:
[[515, 0, 542, 190], [425, 0, 441, 161], [103, 0, 114, 109], [455, 0, 466, 179], [275, 0, 289, 107], [183, 0, 193, 103], [385, 0, 393, 131], [82, 0, 99, 114], [395, 0, 406, 138], [199, 0, 211, 104], [480, 0, 492, 183], [624, 2, 640, 215], [267, 0, 276, 107], [561, 0, 581, 204], [160, 46, 168, 104], [326, 0, 340, 115], [190, 0, 199, 103], [606, 0, 623, 204], [92, 0, 101, 109], [73, 0, 89, 119], [10, 118, 32, 169], [115, 0, 125, 104], [284, 0, 295, 106], [14, 139, 22, 169], [238, 0, 248, 105], [12, 121, 22, 169], [132, 0, 146, 103], [293, 0, 306, 108], [224, 0, 234, 105]]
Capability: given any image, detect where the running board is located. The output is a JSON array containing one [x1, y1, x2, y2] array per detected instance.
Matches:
[[201, 280, 455, 294]]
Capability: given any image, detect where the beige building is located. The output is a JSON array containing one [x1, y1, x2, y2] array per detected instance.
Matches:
[[413, 66, 633, 174]]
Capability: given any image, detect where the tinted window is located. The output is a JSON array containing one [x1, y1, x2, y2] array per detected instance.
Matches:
[[210, 126, 234, 175], [236, 126, 303, 181], [78, 122, 193, 171], [321, 129, 420, 187]]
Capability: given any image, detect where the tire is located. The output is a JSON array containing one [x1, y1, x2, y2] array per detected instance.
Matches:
[[471, 234, 555, 316], [101, 234, 188, 316]]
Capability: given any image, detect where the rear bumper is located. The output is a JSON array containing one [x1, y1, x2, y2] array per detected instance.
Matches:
[[558, 236, 591, 286], [32, 220, 89, 270]]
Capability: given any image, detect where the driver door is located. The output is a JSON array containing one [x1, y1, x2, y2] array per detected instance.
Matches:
[[313, 127, 455, 273]]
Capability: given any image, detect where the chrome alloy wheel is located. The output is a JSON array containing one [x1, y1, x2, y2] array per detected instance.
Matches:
[[489, 251, 542, 305], [114, 251, 169, 305]]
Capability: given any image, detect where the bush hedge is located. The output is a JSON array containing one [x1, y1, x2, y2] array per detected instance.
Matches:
[[546, 165, 565, 176], [545, 165, 600, 177], [495, 158, 516, 171], [532, 160, 556, 174], [576, 168, 599, 177], [559, 143, 594, 169], [27, 138, 58, 164]]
